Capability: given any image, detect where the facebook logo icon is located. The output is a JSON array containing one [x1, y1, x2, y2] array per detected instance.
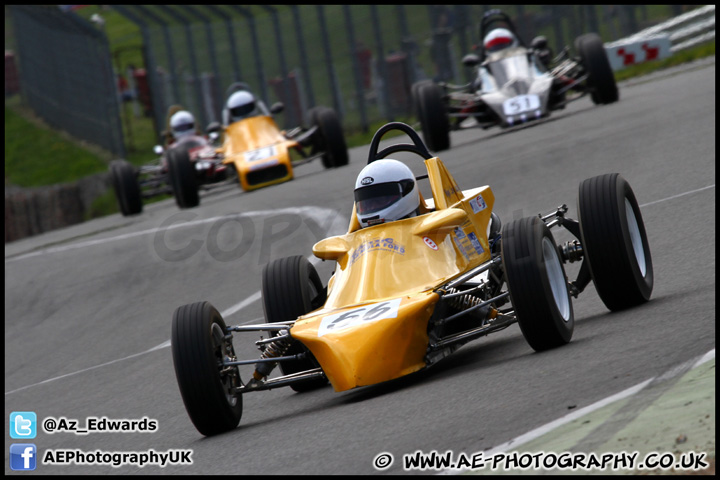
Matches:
[[10, 444, 37, 471], [10, 412, 37, 439]]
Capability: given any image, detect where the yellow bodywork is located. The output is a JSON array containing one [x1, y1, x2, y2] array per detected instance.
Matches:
[[219, 116, 297, 191], [290, 157, 496, 392]]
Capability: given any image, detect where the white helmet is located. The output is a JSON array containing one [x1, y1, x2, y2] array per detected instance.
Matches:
[[483, 28, 518, 53], [354, 159, 420, 229], [170, 110, 195, 138], [227, 90, 256, 121]]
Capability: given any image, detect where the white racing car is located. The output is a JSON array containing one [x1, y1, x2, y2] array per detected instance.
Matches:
[[413, 9, 619, 151]]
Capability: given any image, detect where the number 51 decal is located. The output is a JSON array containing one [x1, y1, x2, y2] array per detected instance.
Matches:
[[318, 298, 402, 336]]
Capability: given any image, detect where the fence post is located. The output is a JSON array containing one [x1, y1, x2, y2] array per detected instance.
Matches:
[[290, 6, 315, 111], [205, 6, 242, 85], [550, 6, 565, 53], [156, 6, 207, 127], [260, 5, 297, 129], [133, 6, 181, 107], [111, 5, 164, 148], [586, 6, 600, 35], [228, 6, 269, 109], [369, 5, 392, 122], [396, 5, 419, 86], [343, 6, 368, 133], [316, 6, 343, 118], [183, 5, 224, 123], [454, 5, 473, 84]]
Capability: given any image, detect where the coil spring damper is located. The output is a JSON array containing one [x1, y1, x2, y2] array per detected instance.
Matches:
[[252, 329, 291, 381], [444, 287, 498, 321]]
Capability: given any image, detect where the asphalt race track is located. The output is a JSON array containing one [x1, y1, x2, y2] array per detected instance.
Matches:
[[5, 58, 715, 475]]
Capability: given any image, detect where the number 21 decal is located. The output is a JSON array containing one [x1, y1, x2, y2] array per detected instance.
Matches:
[[318, 298, 402, 336]]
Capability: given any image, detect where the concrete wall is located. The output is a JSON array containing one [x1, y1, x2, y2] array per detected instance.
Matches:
[[5, 172, 111, 243]]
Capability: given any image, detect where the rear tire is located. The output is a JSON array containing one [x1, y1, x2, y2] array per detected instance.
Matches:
[[167, 147, 199, 208], [171, 301, 243, 436], [415, 81, 450, 152], [502, 216, 574, 351], [576, 33, 619, 105], [309, 106, 349, 168], [578, 173, 653, 311], [262, 256, 328, 391], [109, 160, 142, 216]]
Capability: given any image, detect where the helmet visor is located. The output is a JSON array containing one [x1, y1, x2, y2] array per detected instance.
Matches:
[[230, 102, 255, 118], [355, 183, 402, 215], [173, 123, 194, 133]]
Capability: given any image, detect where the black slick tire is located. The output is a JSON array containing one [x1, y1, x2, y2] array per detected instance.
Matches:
[[109, 160, 142, 216], [415, 81, 450, 152], [502, 216, 574, 351], [577, 173, 653, 311], [309, 106, 349, 168], [171, 301, 243, 436], [262, 255, 328, 391], [576, 33, 619, 105], [167, 147, 199, 208]]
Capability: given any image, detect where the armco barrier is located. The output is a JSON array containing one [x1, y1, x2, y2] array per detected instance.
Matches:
[[605, 5, 715, 71], [605, 37, 673, 71]]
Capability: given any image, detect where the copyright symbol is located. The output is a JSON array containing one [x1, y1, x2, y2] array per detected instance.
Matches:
[[43, 418, 56, 433], [373, 452, 393, 470]]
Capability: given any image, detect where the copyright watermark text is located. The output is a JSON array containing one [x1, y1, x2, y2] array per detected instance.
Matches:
[[372, 449, 709, 472]]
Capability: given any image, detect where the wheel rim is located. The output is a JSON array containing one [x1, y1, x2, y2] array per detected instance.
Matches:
[[625, 198, 647, 277], [542, 237, 571, 321], [211, 323, 239, 407]]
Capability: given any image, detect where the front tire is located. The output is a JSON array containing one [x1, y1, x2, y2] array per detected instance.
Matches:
[[415, 81, 450, 152], [578, 173, 653, 311], [576, 33, 619, 105], [262, 255, 328, 391], [171, 301, 243, 436], [167, 147, 199, 209], [109, 160, 142, 216], [502, 216, 574, 351]]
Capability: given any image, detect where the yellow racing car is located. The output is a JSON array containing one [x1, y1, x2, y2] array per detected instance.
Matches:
[[171, 122, 654, 436], [158, 82, 349, 209]]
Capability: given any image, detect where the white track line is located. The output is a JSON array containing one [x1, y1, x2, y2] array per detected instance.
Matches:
[[3, 254, 322, 396], [442, 349, 715, 474], [4, 186, 714, 394], [5, 206, 343, 263], [639, 184, 714, 208], [5, 207, 346, 396]]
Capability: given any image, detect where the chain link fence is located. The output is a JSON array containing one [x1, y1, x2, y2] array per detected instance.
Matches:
[[8, 5, 126, 157], [109, 5, 694, 140], [8, 5, 698, 156]]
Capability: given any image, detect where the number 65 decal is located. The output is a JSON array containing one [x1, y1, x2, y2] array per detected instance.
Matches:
[[318, 298, 402, 336]]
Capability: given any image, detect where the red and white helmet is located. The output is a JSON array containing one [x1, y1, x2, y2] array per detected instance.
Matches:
[[354, 159, 420, 229], [483, 28, 518, 53]]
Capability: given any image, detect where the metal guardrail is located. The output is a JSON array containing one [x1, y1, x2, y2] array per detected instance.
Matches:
[[607, 5, 715, 52]]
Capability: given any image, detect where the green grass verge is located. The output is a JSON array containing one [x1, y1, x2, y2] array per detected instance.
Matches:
[[85, 188, 120, 220], [613, 41, 715, 82], [4, 106, 108, 188]]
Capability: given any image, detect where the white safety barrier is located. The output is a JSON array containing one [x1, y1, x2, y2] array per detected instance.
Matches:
[[604, 5, 715, 71]]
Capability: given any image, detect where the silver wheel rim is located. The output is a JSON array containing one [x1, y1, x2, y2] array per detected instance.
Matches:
[[542, 237, 571, 321], [212, 322, 238, 407], [625, 198, 647, 277]]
